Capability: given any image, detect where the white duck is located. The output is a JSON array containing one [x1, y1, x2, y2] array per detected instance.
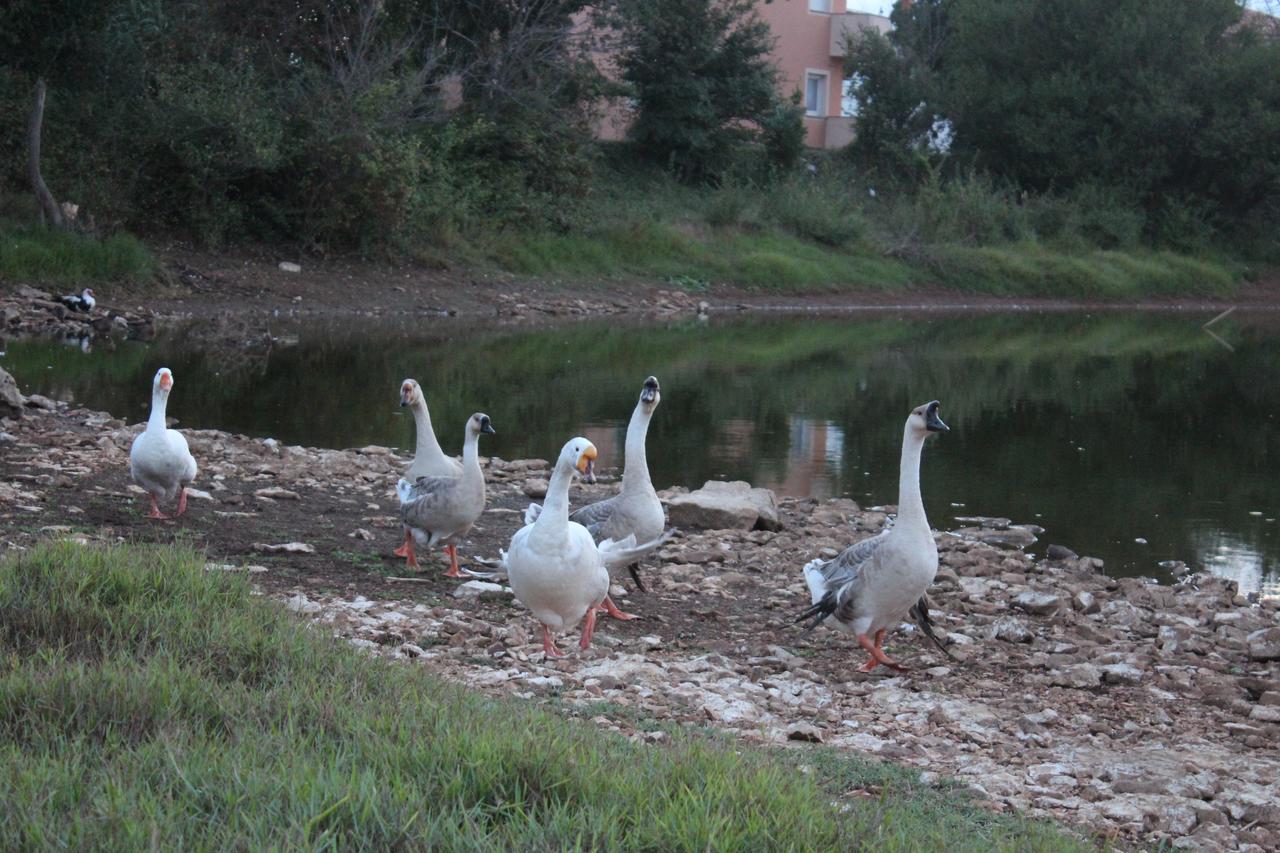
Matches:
[[569, 377, 667, 614], [394, 378, 462, 563], [396, 412, 494, 577], [505, 437, 662, 658], [129, 367, 198, 519], [797, 400, 949, 672]]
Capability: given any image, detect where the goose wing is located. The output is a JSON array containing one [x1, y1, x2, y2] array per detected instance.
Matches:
[[569, 496, 618, 540], [796, 531, 888, 632], [397, 475, 458, 526]]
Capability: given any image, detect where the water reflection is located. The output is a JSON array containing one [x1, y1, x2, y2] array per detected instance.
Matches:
[[3, 310, 1278, 593]]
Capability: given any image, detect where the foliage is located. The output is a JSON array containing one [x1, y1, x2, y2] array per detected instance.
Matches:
[[0, 541, 1085, 850], [0, 212, 157, 284], [603, 0, 800, 184], [0, 0, 600, 249]]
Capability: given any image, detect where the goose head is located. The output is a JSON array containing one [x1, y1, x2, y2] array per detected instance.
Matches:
[[908, 400, 949, 435], [558, 436, 598, 484], [153, 367, 174, 397], [639, 375, 661, 412], [399, 378, 422, 408], [467, 412, 497, 437], [82, 288, 96, 303]]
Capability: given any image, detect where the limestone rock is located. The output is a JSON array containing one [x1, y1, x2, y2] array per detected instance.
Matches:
[[1247, 627, 1280, 661], [1013, 590, 1062, 616], [989, 616, 1033, 644], [0, 367, 24, 418], [665, 480, 780, 531]]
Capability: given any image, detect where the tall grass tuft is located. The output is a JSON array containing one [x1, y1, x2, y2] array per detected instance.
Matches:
[[0, 219, 157, 285], [0, 542, 1086, 850]]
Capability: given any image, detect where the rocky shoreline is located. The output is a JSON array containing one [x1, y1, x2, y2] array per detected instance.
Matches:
[[1, 398, 1278, 850]]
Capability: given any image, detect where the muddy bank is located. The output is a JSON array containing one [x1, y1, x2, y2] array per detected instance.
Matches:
[[2, 400, 1279, 851], [6, 246, 1279, 340]]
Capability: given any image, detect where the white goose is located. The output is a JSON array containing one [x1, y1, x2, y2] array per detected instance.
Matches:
[[505, 437, 663, 658], [569, 377, 668, 617], [797, 400, 949, 672], [59, 287, 96, 313], [396, 412, 494, 577], [129, 367, 198, 519], [394, 379, 462, 563]]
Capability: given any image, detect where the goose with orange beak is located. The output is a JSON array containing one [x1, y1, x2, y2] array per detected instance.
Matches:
[[504, 437, 660, 658], [129, 367, 198, 519]]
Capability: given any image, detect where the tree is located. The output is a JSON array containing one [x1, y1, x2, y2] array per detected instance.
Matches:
[[940, 0, 1280, 231], [604, 0, 791, 183]]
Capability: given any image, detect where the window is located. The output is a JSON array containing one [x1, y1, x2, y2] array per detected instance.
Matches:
[[808, 0, 831, 12], [841, 77, 862, 117], [804, 71, 828, 116]]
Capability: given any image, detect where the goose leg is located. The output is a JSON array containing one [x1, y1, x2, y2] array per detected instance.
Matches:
[[857, 633, 907, 672], [541, 624, 566, 659], [443, 544, 463, 578], [393, 529, 411, 559], [598, 595, 638, 621], [405, 537, 420, 569], [176, 487, 189, 517], [146, 494, 168, 520], [579, 607, 598, 650]]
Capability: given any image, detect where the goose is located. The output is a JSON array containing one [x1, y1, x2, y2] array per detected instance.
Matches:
[[129, 367, 198, 518], [797, 400, 949, 672], [568, 375, 667, 616], [396, 412, 494, 577], [59, 288, 96, 313], [394, 379, 462, 563], [504, 437, 666, 658]]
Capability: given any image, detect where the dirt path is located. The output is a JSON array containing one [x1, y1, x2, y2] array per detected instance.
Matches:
[[3, 399, 1279, 850]]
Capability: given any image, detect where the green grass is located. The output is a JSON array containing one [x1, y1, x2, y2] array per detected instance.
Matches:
[[0, 542, 1090, 850], [439, 159, 1245, 299], [0, 218, 157, 285]]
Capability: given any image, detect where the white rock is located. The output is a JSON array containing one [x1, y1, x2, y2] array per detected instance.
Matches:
[[453, 580, 509, 600], [665, 480, 780, 531], [253, 541, 315, 554], [278, 261, 302, 273]]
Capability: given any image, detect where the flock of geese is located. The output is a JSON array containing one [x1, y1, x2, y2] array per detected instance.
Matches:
[[128, 367, 951, 670]]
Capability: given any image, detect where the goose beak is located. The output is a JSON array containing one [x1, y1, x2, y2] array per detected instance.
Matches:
[[399, 382, 414, 407], [481, 419, 496, 435], [158, 369, 173, 392], [577, 445, 598, 483], [640, 376, 660, 405], [925, 401, 948, 433]]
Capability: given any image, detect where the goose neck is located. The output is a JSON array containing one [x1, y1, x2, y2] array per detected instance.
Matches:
[[147, 389, 169, 433], [896, 424, 928, 531], [621, 403, 653, 492], [413, 400, 446, 460], [536, 459, 575, 528]]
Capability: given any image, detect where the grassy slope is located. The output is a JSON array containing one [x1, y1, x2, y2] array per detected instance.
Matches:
[[0, 542, 1088, 850]]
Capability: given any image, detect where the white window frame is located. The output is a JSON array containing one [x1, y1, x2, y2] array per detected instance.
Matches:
[[804, 70, 829, 117], [808, 0, 832, 12]]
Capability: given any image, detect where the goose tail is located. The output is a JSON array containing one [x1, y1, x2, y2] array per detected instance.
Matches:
[[802, 558, 827, 605], [599, 528, 672, 569], [395, 478, 414, 505]]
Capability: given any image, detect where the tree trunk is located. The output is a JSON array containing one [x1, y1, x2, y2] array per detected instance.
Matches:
[[28, 78, 64, 229]]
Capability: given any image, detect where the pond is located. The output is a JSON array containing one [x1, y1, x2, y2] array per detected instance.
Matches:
[[4, 309, 1278, 595]]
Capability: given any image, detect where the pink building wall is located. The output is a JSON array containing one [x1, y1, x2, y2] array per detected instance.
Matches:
[[587, 1, 893, 150]]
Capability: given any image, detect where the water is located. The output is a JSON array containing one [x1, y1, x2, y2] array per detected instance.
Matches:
[[5, 310, 1278, 595]]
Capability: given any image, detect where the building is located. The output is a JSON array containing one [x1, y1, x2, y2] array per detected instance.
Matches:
[[757, 0, 891, 149], [591, 1, 894, 149]]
